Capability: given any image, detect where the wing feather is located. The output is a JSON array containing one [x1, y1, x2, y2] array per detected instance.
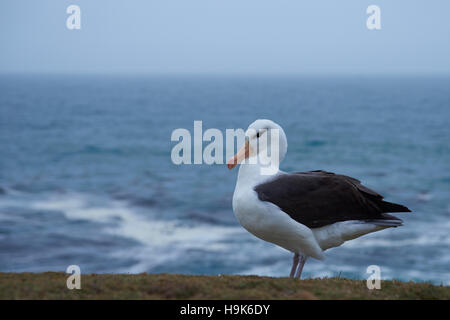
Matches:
[[254, 170, 410, 228]]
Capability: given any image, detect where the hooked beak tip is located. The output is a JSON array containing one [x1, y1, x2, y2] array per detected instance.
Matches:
[[227, 160, 236, 170], [227, 140, 250, 171]]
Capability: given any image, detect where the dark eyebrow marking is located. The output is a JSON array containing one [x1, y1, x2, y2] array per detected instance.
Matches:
[[256, 128, 267, 139]]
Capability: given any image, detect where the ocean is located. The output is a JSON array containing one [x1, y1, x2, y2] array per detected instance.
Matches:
[[0, 74, 449, 284]]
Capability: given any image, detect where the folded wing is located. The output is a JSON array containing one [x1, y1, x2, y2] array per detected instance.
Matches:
[[254, 170, 411, 229]]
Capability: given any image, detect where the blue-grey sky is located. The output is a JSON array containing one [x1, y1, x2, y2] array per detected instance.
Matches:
[[1, 0, 449, 75]]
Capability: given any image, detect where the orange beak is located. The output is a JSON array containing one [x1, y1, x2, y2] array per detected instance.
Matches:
[[227, 140, 251, 170]]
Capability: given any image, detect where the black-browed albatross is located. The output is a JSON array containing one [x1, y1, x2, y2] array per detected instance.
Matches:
[[227, 119, 411, 279]]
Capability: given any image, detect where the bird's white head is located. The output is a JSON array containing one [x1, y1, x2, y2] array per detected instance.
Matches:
[[227, 119, 288, 173]]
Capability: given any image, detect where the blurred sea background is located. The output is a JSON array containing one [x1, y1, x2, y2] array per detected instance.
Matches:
[[0, 74, 449, 284]]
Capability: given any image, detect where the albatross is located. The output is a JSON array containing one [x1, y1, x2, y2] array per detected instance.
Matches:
[[227, 119, 411, 279]]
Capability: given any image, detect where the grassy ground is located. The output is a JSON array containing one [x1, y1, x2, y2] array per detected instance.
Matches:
[[0, 273, 448, 300]]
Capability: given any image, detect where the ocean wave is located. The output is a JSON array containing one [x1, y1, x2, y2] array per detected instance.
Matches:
[[0, 191, 448, 284], [26, 192, 244, 273], [29, 192, 241, 241]]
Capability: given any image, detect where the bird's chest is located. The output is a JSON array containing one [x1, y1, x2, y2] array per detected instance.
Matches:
[[232, 189, 274, 235]]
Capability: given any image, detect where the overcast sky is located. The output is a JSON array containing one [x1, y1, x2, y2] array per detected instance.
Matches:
[[1, 0, 449, 75]]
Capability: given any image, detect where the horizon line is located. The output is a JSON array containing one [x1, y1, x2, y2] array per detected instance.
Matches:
[[1, 71, 450, 78]]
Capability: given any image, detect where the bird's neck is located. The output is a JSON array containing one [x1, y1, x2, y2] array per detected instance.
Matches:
[[236, 158, 280, 188]]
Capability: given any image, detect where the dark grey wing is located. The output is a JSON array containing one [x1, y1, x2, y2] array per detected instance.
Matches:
[[254, 170, 411, 229]]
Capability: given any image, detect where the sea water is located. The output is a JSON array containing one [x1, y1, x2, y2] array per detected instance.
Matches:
[[0, 74, 449, 284]]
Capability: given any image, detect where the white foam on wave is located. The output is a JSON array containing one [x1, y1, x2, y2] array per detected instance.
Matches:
[[416, 192, 433, 202], [30, 192, 244, 273], [32, 193, 241, 244]]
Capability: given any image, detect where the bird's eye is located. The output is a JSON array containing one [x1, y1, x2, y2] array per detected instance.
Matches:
[[256, 132, 260, 138]]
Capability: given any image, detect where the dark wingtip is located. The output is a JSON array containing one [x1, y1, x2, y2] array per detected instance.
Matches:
[[395, 204, 412, 213], [380, 201, 412, 213], [399, 205, 412, 213]]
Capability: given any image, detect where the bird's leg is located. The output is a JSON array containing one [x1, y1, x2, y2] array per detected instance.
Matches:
[[289, 253, 299, 278], [294, 254, 308, 279]]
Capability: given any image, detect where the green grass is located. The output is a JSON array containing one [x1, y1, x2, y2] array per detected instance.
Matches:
[[0, 273, 448, 300]]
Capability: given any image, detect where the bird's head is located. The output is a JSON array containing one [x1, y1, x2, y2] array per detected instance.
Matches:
[[227, 119, 287, 172]]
